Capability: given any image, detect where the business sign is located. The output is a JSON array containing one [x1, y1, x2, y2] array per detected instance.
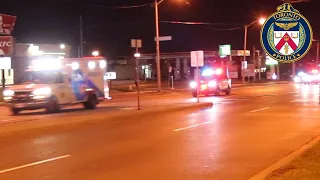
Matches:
[[266, 55, 278, 65], [0, 57, 11, 69], [244, 64, 255, 77], [219, 44, 231, 56], [228, 65, 238, 79], [154, 36, 172, 41], [0, 14, 16, 35], [104, 72, 117, 80], [190, 51, 204, 67], [0, 36, 13, 55]]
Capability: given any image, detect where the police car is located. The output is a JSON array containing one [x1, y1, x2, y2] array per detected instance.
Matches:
[[189, 66, 231, 97]]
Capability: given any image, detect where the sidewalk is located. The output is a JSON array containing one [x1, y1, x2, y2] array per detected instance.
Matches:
[[265, 141, 320, 180]]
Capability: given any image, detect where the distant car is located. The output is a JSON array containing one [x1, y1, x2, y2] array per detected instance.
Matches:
[[294, 70, 320, 84], [189, 67, 231, 97]]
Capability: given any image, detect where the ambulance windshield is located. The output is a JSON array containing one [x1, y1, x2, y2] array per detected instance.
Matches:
[[21, 71, 64, 84]]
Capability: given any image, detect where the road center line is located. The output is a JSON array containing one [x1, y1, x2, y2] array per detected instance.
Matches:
[[250, 107, 270, 113], [0, 155, 71, 174], [173, 122, 211, 132]]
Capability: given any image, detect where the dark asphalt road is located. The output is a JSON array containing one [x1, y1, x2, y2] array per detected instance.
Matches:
[[0, 83, 320, 180]]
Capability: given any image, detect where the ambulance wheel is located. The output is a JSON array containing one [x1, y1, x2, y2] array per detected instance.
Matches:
[[84, 94, 97, 109], [225, 86, 231, 95], [11, 108, 20, 115], [46, 96, 60, 113]]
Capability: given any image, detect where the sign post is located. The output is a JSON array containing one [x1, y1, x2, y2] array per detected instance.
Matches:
[[191, 51, 204, 103], [131, 39, 142, 110], [168, 66, 173, 88]]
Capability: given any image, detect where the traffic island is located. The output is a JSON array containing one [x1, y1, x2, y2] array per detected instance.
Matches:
[[0, 102, 213, 137], [265, 142, 320, 180]]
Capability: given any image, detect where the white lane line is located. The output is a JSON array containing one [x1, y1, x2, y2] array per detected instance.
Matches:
[[0, 155, 71, 174], [250, 107, 270, 113], [291, 100, 299, 102], [173, 122, 211, 132]]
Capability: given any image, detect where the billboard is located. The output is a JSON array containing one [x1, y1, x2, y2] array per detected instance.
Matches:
[[0, 14, 17, 35], [0, 36, 14, 55]]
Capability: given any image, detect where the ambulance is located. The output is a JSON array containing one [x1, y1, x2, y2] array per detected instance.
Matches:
[[2, 56, 109, 114]]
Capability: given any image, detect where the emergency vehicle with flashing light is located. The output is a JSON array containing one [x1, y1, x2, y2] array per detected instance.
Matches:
[[189, 65, 231, 97], [2, 56, 109, 115], [294, 69, 320, 84]]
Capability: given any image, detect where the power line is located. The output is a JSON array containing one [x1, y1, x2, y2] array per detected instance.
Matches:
[[92, 2, 153, 9], [160, 20, 245, 31]]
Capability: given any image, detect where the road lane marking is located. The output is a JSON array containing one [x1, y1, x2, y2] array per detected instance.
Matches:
[[291, 100, 299, 102], [250, 107, 270, 113], [0, 155, 71, 174], [173, 122, 211, 132]]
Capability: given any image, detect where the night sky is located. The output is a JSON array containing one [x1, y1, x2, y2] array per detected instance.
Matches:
[[1, 0, 320, 59]]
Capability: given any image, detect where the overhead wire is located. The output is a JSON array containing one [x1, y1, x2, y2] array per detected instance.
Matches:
[[92, 2, 153, 9]]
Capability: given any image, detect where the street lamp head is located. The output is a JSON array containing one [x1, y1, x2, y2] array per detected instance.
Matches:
[[92, 51, 99, 57], [134, 53, 141, 58], [60, 44, 65, 49], [258, 18, 266, 25]]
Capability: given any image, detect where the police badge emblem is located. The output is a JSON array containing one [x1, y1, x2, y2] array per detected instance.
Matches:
[[261, 3, 313, 62]]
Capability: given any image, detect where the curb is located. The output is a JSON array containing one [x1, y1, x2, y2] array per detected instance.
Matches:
[[0, 102, 213, 137], [248, 133, 320, 180]]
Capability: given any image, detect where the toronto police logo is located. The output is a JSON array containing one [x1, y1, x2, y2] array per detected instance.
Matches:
[[261, 3, 313, 62]]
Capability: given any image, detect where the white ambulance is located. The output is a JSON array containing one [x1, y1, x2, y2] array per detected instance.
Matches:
[[2, 56, 108, 115]]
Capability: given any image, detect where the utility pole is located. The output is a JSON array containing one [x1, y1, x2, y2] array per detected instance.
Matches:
[[242, 25, 248, 85], [155, 0, 161, 92], [253, 46, 256, 82], [257, 50, 261, 80], [316, 42, 319, 68], [292, 61, 296, 78], [79, 15, 84, 58]]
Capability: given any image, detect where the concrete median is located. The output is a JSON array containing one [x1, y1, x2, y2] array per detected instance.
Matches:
[[0, 102, 213, 137]]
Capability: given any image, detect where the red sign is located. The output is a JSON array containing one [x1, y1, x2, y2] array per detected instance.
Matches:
[[0, 14, 17, 35], [0, 36, 14, 55]]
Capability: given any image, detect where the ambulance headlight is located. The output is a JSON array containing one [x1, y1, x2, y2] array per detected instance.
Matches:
[[88, 61, 96, 69], [3, 90, 14, 96], [33, 87, 52, 95], [189, 81, 197, 89], [99, 60, 106, 69], [71, 62, 79, 70], [208, 80, 217, 87]]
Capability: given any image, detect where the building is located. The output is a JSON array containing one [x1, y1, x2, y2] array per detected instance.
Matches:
[[109, 50, 251, 81]]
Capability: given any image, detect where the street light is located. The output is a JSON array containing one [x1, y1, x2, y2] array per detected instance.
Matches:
[[92, 51, 99, 57], [242, 17, 266, 84], [134, 53, 141, 58], [60, 44, 65, 49], [154, 0, 184, 91]]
